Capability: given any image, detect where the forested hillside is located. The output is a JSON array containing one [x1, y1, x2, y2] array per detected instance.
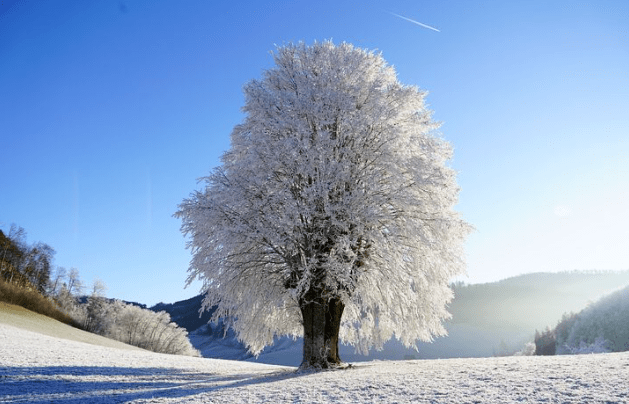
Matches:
[[537, 284, 629, 355]]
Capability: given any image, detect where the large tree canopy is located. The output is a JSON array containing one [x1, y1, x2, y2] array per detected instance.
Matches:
[[176, 41, 471, 368]]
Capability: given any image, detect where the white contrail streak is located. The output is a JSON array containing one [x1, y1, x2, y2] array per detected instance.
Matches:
[[389, 12, 440, 32]]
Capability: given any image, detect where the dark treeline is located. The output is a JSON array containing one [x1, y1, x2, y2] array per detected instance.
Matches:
[[0, 224, 55, 294]]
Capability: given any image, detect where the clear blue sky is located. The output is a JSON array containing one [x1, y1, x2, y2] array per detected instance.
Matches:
[[1, 0, 627, 306]]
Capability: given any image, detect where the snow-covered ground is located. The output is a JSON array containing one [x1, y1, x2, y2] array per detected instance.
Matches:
[[2, 304, 629, 403]]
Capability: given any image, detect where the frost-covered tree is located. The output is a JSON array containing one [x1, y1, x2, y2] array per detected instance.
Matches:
[[52, 267, 86, 321], [84, 278, 109, 334], [107, 302, 199, 356], [176, 41, 470, 368], [65, 268, 83, 297]]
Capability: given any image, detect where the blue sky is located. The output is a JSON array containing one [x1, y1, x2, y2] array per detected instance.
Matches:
[[1, 0, 627, 306]]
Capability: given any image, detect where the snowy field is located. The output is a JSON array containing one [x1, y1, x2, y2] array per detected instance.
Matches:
[[1, 305, 629, 403]]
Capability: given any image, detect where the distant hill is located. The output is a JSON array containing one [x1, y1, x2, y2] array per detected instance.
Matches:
[[151, 294, 214, 332], [449, 270, 629, 335], [150, 270, 629, 365], [424, 270, 629, 358]]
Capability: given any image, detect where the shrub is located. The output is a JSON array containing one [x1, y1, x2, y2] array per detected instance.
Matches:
[[0, 278, 79, 327], [107, 302, 199, 356], [514, 342, 536, 356]]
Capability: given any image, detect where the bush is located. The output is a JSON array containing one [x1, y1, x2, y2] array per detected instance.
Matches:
[[514, 342, 536, 356], [106, 302, 199, 356], [0, 278, 79, 327]]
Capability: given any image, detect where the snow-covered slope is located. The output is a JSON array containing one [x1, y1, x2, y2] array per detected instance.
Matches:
[[0, 302, 143, 351], [2, 303, 629, 403]]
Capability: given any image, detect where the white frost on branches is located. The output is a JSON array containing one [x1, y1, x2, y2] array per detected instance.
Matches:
[[177, 41, 471, 356]]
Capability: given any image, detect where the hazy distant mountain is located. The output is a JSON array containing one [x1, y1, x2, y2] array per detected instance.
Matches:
[[451, 270, 629, 328], [150, 270, 629, 365], [423, 270, 629, 359]]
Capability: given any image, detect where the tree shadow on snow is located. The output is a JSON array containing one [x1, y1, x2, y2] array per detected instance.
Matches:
[[0, 365, 305, 403]]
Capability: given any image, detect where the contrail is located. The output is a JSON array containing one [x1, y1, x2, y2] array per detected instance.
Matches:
[[389, 11, 440, 32]]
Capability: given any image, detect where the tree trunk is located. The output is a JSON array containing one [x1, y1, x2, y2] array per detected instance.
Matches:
[[299, 289, 345, 369], [324, 297, 345, 365]]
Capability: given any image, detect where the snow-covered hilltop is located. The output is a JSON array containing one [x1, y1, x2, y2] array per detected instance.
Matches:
[[2, 302, 628, 403]]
